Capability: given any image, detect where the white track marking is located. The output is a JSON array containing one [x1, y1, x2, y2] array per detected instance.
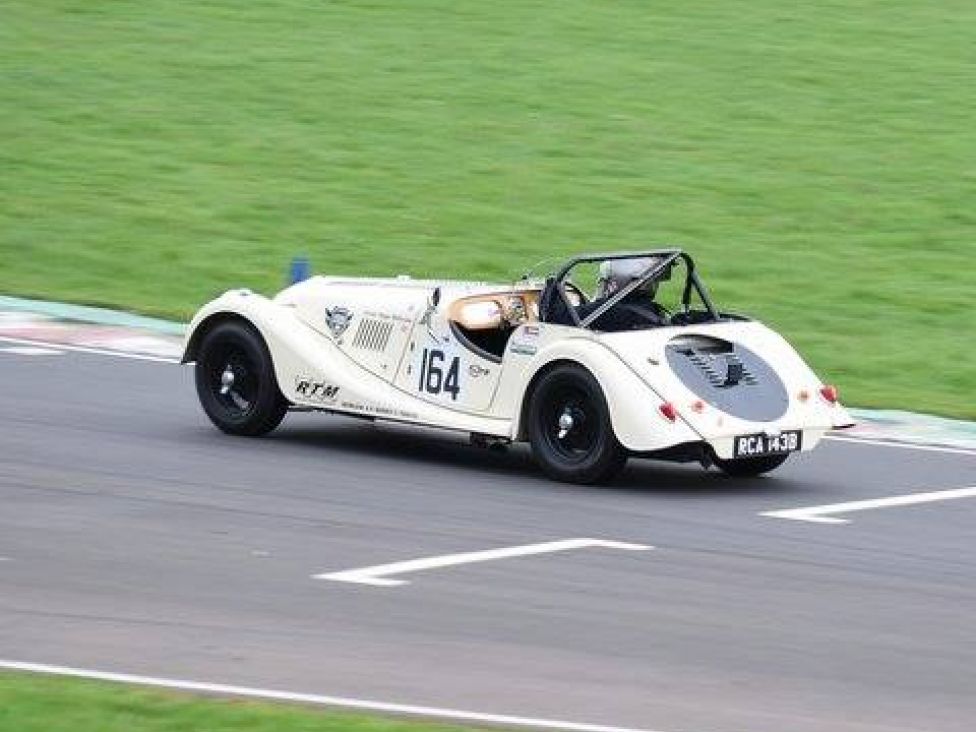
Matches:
[[762, 486, 976, 524], [823, 434, 975, 457], [315, 538, 653, 587], [0, 660, 664, 732], [0, 336, 177, 364], [0, 346, 64, 356]]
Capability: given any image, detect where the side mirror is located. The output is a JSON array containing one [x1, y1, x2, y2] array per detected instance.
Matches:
[[431, 287, 441, 307]]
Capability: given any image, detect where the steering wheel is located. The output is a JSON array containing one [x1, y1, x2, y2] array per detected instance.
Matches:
[[638, 301, 673, 327], [500, 296, 529, 326]]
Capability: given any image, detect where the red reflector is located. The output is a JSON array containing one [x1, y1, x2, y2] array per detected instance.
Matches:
[[659, 402, 678, 422], [820, 384, 839, 404]]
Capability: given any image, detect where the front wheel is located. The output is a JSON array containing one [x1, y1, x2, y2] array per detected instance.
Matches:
[[195, 320, 289, 436], [527, 364, 627, 484], [713, 453, 788, 477]]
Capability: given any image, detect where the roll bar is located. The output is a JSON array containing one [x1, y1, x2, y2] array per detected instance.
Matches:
[[550, 249, 720, 328]]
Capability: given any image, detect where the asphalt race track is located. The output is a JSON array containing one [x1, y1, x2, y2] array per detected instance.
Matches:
[[2, 345, 975, 732]]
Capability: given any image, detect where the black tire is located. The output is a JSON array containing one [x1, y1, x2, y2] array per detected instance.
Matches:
[[194, 320, 289, 436], [713, 452, 788, 477], [527, 364, 627, 484]]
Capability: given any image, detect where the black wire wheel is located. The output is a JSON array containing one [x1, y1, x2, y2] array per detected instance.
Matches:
[[194, 320, 289, 436], [712, 452, 789, 477], [527, 364, 627, 484]]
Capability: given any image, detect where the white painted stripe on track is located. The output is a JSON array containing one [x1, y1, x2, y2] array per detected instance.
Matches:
[[761, 486, 976, 524], [0, 336, 178, 364], [823, 434, 975, 457], [315, 538, 653, 587], [0, 346, 65, 356], [0, 660, 666, 732]]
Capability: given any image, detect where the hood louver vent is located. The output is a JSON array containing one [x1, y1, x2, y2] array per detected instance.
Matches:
[[352, 318, 394, 352]]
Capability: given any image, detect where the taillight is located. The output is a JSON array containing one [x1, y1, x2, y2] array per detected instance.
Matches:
[[659, 402, 678, 422], [820, 384, 839, 404]]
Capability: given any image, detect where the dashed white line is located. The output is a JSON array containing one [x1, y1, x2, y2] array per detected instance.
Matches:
[[315, 538, 653, 587], [0, 336, 178, 364], [761, 485, 976, 524], [0, 660, 665, 732]]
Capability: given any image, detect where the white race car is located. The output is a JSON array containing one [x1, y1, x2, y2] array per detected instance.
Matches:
[[183, 250, 853, 483]]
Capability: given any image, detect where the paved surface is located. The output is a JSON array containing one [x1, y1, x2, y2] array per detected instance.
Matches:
[[1, 346, 975, 732]]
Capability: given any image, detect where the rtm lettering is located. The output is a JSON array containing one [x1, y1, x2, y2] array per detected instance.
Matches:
[[296, 379, 340, 402]]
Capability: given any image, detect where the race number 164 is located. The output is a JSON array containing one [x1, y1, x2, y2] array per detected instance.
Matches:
[[418, 348, 460, 400]]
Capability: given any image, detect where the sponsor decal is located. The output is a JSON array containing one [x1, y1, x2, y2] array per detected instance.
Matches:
[[363, 310, 413, 324], [324, 306, 354, 338], [468, 364, 491, 378], [510, 342, 537, 356], [340, 400, 419, 421], [523, 325, 541, 338], [295, 377, 340, 403]]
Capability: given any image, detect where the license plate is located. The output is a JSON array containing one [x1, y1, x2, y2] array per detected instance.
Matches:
[[733, 430, 802, 458]]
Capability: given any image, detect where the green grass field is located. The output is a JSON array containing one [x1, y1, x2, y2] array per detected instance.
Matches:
[[0, 672, 472, 732], [1, 1, 973, 416]]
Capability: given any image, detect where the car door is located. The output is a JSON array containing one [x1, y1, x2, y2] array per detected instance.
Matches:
[[395, 300, 502, 413]]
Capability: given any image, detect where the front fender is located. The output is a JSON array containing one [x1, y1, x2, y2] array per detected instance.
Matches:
[[182, 289, 285, 364], [502, 336, 702, 452], [183, 289, 329, 404]]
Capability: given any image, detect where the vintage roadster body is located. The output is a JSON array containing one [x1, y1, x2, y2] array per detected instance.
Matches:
[[183, 249, 853, 483]]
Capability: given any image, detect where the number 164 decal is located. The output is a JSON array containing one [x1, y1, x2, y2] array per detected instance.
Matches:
[[418, 348, 460, 400]]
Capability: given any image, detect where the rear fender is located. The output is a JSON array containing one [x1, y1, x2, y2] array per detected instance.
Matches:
[[505, 338, 702, 452]]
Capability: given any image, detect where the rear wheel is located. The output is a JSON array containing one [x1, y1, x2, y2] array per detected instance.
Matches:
[[527, 364, 627, 484], [713, 453, 788, 477], [195, 320, 289, 436]]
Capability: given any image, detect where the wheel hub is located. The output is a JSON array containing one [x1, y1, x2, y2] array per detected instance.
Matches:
[[219, 366, 236, 395], [557, 410, 575, 440], [215, 359, 251, 412]]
